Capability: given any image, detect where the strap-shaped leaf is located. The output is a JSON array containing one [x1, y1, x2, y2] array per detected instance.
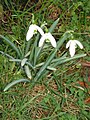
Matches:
[[10, 59, 35, 71], [49, 18, 60, 33], [52, 54, 86, 66], [33, 31, 72, 82], [25, 65, 32, 79], [0, 51, 14, 59], [25, 40, 32, 55], [39, 54, 86, 81], [24, 51, 30, 57], [29, 34, 40, 63], [4, 79, 30, 91], [56, 31, 73, 50], [21, 58, 28, 67], [0, 35, 21, 57], [33, 49, 57, 82], [34, 47, 41, 66], [34, 56, 66, 68], [47, 66, 56, 71]]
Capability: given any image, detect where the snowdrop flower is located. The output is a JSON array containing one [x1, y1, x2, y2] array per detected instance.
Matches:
[[26, 24, 44, 41], [39, 32, 56, 48], [66, 40, 83, 57]]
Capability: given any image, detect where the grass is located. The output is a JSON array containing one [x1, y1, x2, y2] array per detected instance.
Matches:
[[0, 0, 90, 119]]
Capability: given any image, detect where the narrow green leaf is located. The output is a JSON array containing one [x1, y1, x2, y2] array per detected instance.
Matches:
[[25, 40, 32, 55], [52, 56, 67, 63], [19, 94, 41, 112], [34, 62, 44, 68], [4, 79, 30, 91], [39, 54, 86, 82], [47, 66, 56, 71], [10, 59, 35, 71], [24, 51, 30, 57], [34, 56, 66, 68], [25, 65, 32, 79], [33, 31, 72, 82], [53, 54, 86, 66], [34, 47, 41, 65], [29, 34, 40, 63], [21, 58, 28, 67], [57, 31, 73, 50], [9, 58, 21, 62], [26, 61, 35, 71], [33, 49, 57, 82], [33, 18, 60, 65], [0, 35, 21, 57], [49, 18, 60, 33], [39, 112, 66, 120], [0, 51, 14, 59]]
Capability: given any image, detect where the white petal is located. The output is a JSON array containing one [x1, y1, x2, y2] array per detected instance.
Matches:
[[35, 25, 44, 36], [69, 48, 75, 57], [26, 24, 44, 41], [26, 25, 35, 41], [39, 34, 46, 47], [39, 33, 56, 48], [74, 40, 83, 49], [69, 41, 76, 57], [66, 40, 72, 48], [29, 24, 44, 35], [26, 29, 34, 41], [69, 45, 75, 57], [46, 33, 56, 48]]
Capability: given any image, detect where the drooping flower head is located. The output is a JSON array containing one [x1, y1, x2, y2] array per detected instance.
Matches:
[[66, 40, 83, 57], [26, 24, 44, 41], [39, 32, 57, 48]]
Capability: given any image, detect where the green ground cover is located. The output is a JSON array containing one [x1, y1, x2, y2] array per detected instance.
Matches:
[[0, 0, 90, 119]]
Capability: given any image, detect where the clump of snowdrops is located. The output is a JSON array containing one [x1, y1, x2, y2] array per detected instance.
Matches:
[[0, 18, 86, 91]]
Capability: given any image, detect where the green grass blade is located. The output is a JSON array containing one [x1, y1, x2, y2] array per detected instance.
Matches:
[[19, 94, 41, 112], [49, 18, 60, 33], [4, 79, 30, 91], [0, 35, 21, 57], [39, 112, 66, 120], [0, 51, 14, 59]]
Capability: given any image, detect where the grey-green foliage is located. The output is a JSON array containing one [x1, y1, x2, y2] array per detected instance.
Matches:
[[0, 18, 86, 91]]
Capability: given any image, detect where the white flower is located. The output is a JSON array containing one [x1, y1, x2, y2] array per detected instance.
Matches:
[[66, 40, 83, 57], [26, 24, 44, 41], [39, 33, 57, 48]]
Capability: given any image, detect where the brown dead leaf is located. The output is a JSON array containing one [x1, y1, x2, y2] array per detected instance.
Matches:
[[85, 97, 90, 104], [78, 81, 89, 88], [88, 76, 90, 82], [81, 61, 90, 67], [48, 5, 61, 20], [87, 16, 90, 19]]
